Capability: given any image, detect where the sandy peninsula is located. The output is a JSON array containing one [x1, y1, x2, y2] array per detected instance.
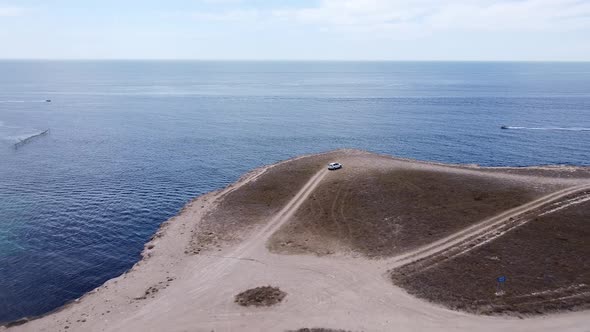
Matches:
[[4, 150, 590, 332]]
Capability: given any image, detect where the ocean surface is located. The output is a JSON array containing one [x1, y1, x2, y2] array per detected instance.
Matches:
[[0, 61, 589, 322]]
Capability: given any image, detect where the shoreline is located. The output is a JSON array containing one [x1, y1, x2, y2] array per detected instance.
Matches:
[[1, 150, 334, 328], [4, 149, 590, 331]]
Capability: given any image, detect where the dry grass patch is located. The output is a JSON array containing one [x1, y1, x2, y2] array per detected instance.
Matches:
[[234, 286, 286, 307], [287, 329, 354, 332], [269, 166, 549, 257], [392, 198, 590, 315]]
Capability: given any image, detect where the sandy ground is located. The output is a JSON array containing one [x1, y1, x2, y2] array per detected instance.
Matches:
[[5, 150, 590, 332]]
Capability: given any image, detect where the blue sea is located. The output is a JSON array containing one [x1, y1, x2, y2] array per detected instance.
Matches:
[[0, 61, 589, 322]]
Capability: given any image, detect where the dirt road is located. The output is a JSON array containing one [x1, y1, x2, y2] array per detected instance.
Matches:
[[233, 168, 328, 257]]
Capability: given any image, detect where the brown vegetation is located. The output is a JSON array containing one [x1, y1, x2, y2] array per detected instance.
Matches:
[[288, 329, 354, 332], [392, 198, 590, 315], [269, 158, 553, 257], [234, 286, 287, 307]]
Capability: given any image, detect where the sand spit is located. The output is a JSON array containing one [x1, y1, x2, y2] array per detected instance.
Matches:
[[4, 150, 590, 332]]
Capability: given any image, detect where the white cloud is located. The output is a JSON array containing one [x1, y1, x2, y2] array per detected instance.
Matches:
[[191, 0, 590, 33], [426, 0, 590, 31], [0, 6, 24, 17]]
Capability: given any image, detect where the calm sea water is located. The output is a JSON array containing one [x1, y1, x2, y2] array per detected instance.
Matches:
[[0, 61, 589, 322]]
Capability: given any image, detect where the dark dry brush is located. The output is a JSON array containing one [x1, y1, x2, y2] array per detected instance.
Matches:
[[287, 329, 355, 332], [189, 152, 339, 254], [392, 199, 590, 315], [269, 165, 549, 258], [234, 286, 287, 307]]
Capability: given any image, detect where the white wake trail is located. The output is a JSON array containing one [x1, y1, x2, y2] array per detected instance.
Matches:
[[505, 126, 590, 131], [0, 100, 48, 104]]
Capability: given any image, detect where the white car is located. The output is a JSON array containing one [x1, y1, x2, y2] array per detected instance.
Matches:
[[328, 162, 342, 170]]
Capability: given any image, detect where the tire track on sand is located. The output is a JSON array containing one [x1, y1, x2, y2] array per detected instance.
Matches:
[[390, 183, 590, 268], [243, 168, 329, 255], [189, 168, 328, 276]]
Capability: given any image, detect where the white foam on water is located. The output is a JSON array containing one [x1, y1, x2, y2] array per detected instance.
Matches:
[[3, 135, 29, 143], [506, 126, 590, 131], [0, 125, 39, 143], [0, 100, 47, 103]]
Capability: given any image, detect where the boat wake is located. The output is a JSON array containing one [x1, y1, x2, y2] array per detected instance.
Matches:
[[0, 100, 50, 104], [13, 129, 50, 149], [503, 126, 590, 132]]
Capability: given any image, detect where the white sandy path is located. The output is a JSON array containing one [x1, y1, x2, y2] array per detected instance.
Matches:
[[8, 164, 590, 332]]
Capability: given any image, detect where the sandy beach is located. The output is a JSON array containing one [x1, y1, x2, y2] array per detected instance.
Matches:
[[5, 150, 590, 332]]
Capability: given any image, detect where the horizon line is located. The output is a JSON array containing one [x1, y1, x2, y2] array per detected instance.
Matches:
[[1, 58, 589, 63]]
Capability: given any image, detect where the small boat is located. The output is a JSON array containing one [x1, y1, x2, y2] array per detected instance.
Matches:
[[45, 99, 51, 103], [500, 126, 509, 129]]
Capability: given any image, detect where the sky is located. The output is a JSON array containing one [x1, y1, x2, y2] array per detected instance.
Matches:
[[0, 0, 589, 61]]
